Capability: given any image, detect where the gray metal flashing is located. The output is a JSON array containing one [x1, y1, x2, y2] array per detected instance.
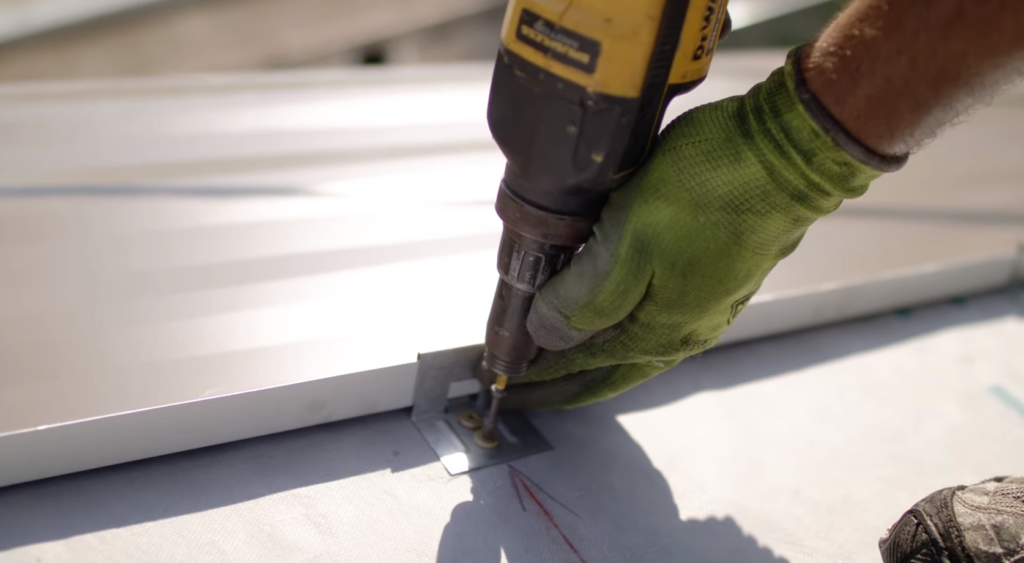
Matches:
[[1, 55, 1023, 490], [727, 0, 838, 29], [1, 252, 1019, 488], [0, 0, 169, 45], [720, 251, 1024, 346]]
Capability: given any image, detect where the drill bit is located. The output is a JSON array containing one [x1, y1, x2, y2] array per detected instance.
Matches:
[[474, 373, 508, 449]]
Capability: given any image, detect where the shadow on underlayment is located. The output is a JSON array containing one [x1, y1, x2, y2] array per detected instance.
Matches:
[[0, 290, 1020, 559], [436, 435, 790, 563], [436, 289, 1023, 562]]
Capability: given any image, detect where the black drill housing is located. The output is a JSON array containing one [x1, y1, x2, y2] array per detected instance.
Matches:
[[482, 30, 704, 377]]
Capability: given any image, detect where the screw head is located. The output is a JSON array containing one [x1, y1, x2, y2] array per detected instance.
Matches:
[[473, 429, 500, 450], [458, 410, 483, 430]]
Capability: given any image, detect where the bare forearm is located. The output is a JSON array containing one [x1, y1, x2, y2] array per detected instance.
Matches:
[[803, 0, 1024, 156]]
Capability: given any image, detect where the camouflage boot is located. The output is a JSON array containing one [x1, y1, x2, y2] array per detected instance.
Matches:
[[879, 476, 1024, 563]]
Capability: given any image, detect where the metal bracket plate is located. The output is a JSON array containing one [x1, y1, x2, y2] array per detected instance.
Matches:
[[411, 345, 551, 475]]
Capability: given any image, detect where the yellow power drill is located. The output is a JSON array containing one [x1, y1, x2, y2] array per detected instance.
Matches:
[[477, 0, 730, 446]]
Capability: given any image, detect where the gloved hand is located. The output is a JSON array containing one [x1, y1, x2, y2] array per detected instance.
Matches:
[[502, 49, 903, 410]]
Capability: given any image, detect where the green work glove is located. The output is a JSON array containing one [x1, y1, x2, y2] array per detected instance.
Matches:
[[503, 49, 904, 410]]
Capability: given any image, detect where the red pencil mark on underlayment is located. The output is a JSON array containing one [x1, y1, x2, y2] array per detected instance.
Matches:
[[511, 468, 587, 563]]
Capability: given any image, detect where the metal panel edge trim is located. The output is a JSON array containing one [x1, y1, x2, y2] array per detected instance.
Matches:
[[1, 250, 1020, 488]]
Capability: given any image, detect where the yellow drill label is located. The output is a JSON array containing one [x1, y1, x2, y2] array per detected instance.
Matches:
[[500, 0, 666, 99], [500, 0, 728, 97], [516, 8, 601, 74]]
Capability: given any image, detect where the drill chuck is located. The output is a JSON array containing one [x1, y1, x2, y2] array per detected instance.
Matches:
[[483, 184, 595, 377]]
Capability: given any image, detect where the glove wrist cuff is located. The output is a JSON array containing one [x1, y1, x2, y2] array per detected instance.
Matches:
[[792, 45, 909, 173]]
